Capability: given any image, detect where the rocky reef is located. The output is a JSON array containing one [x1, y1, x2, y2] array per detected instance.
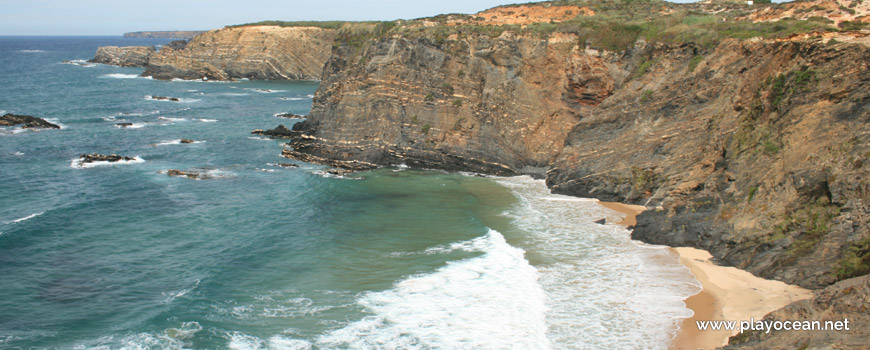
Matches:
[[89, 46, 155, 67], [78, 154, 137, 164], [0, 113, 60, 129], [251, 124, 298, 138], [282, 1, 869, 347], [141, 25, 337, 80]]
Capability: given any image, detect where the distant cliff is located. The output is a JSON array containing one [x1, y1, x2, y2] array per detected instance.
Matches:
[[141, 26, 337, 80], [123, 31, 206, 39]]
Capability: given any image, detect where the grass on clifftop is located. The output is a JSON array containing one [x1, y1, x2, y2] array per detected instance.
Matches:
[[228, 20, 366, 29]]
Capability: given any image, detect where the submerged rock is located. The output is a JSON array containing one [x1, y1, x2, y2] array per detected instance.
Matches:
[[150, 95, 180, 102], [0, 113, 60, 129], [160, 168, 227, 180], [275, 113, 306, 119]]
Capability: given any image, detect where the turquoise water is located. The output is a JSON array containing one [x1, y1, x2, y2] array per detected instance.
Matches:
[[0, 37, 699, 349]]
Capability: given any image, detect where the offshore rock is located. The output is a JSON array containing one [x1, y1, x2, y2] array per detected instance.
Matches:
[[142, 26, 337, 81], [251, 124, 299, 138], [79, 153, 136, 164], [89, 46, 155, 67], [0, 113, 60, 129]]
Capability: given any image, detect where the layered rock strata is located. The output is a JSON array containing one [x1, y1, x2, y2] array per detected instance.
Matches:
[[88, 46, 155, 67]]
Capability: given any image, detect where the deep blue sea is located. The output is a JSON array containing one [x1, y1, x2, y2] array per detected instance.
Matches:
[[0, 36, 699, 350]]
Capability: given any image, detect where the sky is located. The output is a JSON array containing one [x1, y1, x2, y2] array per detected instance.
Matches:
[[0, 0, 556, 35]]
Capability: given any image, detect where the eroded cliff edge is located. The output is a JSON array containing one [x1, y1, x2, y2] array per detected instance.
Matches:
[[287, 1, 869, 346], [142, 25, 337, 80]]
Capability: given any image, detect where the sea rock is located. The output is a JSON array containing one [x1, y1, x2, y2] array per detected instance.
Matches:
[[275, 113, 306, 119], [79, 153, 136, 164], [251, 124, 298, 138], [179, 139, 195, 144], [274, 162, 299, 168], [161, 168, 224, 180], [115, 122, 134, 128], [150, 95, 180, 102], [88, 46, 155, 67], [142, 26, 337, 81], [0, 113, 60, 129]]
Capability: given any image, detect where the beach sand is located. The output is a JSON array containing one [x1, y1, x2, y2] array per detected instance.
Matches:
[[670, 248, 813, 349], [596, 201, 814, 350]]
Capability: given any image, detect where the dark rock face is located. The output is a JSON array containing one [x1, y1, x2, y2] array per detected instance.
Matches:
[[0, 114, 60, 129], [142, 26, 337, 81], [88, 46, 155, 67], [150, 96, 180, 102], [163, 40, 189, 51], [79, 154, 136, 164], [724, 275, 870, 349], [179, 139, 195, 144], [251, 124, 299, 138]]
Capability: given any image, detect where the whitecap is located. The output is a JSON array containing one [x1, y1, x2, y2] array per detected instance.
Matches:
[[161, 279, 200, 304], [196, 118, 217, 123], [114, 123, 146, 129], [245, 88, 287, 94], [153, 139, 202, 146], [70, 156, 144, 169], [145, 95, 199, 103], [61, 59, 96, 67], [247, 136, 272, 141], [12, 151, 24, 156], [100, 73, 146, 79], [306, 94, 314, 98], [5, 212, 44, 225], [279, 97, 307, 101], [157, 116, 186, 122], [220, 92, 250, 96], [43, 118, 66, 129], [17, 50, 46, 53], [312, 170, 363, 180], [317, 229, 549, 350], [493, 176, 699, 349]]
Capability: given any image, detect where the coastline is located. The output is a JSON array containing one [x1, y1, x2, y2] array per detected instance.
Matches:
[[596, 201, 814, 350]]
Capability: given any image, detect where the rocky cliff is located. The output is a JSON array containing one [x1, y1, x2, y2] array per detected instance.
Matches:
[[123, 31, 206, 39], [141, 25, 337, 80], [89, 46, 155, 67], [285, 1, 869, 347]]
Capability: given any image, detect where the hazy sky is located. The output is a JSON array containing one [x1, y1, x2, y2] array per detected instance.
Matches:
[[0, 0, 551, 35]]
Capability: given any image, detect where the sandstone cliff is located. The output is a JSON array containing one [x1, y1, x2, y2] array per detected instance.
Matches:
[[89, 46, 155, 67], [141, 25, 337, 80], [123, 31, 206, 39], [285, 1, 869, 347]]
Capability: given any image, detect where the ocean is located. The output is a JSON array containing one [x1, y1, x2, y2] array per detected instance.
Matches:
[[0, 36, 700, 349]]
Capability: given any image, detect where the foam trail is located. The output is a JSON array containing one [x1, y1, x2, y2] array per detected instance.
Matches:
[[6, 212, 44, 224], [495, 176, 699, 350], [100, 73, 149, 79], [317, 229, 550, 350]]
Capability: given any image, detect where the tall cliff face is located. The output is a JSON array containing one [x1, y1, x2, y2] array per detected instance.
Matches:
[[289, 2, 870, 293], [142, 26, 336, 81], [292, 31, 622, 175]]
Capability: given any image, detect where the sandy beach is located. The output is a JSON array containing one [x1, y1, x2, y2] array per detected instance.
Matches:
[[596, 201, 814, 350]]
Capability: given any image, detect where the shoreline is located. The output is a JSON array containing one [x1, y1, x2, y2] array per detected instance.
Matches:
[[596, 201, 814, 350]]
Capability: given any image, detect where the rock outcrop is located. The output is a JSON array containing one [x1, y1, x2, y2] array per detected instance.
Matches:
[[88, 46, 155, 67], [251, 124, 298, 138], [141, 25, 337, 81], [123, 31, 206, 39], [0, 113, 60, 129]]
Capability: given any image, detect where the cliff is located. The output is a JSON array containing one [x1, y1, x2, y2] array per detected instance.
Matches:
[[141, 25, 337, 80], [88, 46, 155, 67], [285, 1, 869, 347], [123, 31, 206, 39]]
